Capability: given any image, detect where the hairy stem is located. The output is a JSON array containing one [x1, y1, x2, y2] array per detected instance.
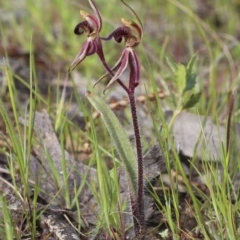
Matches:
[[128, 92, 144, 235], [100, 55, 144, 235]]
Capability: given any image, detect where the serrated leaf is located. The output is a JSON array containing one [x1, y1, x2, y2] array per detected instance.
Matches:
[[185, 54, 197, 92], [182, 92, 201, 109], [185, 72, 196, 92], [187, 54, 197, 73], [86, 91, 138, 196], [166, 57, 177, 73], [176, 64, 186, 95]]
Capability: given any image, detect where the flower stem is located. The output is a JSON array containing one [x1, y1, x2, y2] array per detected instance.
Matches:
[[99, 56, 144, 236], [128, 92, 144, 235]]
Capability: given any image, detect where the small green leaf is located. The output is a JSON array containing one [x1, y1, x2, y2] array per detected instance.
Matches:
[[185, 72, 196, 92], [86, 91, 138, 196], [185, 54, 197, 92], [187, 54, 197, 73], [166, 57, 177, 73], [182, 93, 201, 109], [176, 64, 186, 95]]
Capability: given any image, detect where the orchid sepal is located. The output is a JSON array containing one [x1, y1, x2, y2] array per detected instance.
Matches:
[[70, 40, 91, 70], [94, 52, 125, 88], [88, 0, 102, 32], [129, 49, 140, 90], [96, 47, 141, 94], [104, 50, 130, 92]]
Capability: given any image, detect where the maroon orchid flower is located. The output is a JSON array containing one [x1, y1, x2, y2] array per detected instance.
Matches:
[[71, 1, 146, 234], [95, 18, 143, 94], [70, 0, 105, 70], [97, 17, 145, 232]]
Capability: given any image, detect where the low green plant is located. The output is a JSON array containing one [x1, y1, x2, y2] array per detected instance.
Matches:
[[1, 0, 240, 239], [69, 0, 201, 238]]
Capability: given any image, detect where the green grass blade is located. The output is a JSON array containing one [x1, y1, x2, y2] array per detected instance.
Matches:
[[86, 91, 138, 195], [0, 194, 14, 240]]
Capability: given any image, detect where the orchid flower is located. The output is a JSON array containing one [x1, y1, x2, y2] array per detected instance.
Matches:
[[96, 18, 143, 94], [70, 0, 105, 70], [71, 1, 145, 234]]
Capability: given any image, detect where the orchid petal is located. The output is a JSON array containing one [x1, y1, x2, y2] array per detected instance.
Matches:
[[70, 40, 94, 70], [129, 49, 140, 92], [98, 38, 124, 73], [94, 58, 122, 88], [87, 40, 98, 55], [95, 49, 125, 87], [131, 50, 140, 86], [110, 52, 127, 71], [104, 49, 130, 91], [95, 50, 126, 84], [88, 0, 102, 32], [93, 72, 110, 88]]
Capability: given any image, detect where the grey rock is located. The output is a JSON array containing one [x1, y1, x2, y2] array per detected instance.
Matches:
[[165, 111, 226, 161]]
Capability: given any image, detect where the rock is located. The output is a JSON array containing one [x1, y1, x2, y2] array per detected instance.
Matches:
[[165, 111, 226, 161]]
